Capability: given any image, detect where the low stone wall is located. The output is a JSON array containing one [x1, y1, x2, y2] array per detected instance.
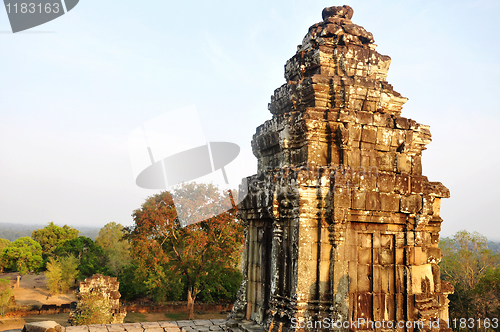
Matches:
[[6, 304, 71, 317], [126, 304, 232, 314]]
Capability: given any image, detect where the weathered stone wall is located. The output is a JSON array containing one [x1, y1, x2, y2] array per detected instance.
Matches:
[[71, 274, 126, 324], [230, 5, 452, 332]]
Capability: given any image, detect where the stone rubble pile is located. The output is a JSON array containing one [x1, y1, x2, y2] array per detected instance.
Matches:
[[70, 274, 126, 325]]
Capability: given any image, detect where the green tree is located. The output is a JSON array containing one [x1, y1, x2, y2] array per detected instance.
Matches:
[[95, 222, 131, 276], [45, 257, 63, 295], [45, 255, 79, 295], [0, 239, 11, 273], [0, 237, 43, 275], [54, 236, 107, 279], [32, 222, 79, 258], [0, 278, 12, 316], [475, 267, 500, 320], [59, 254, 79, 291], [0, 239, 10, 251], [116, 263, 149, 301], [196, 265, 242, 304], [128, 183, 244, 318], [440, 230, 500, 328]]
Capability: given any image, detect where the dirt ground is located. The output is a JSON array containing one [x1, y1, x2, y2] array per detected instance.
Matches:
[[1, 272, 76, 307], [0, 273, 228, 331]]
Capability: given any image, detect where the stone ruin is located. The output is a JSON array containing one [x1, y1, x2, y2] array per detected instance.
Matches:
[[70, 274, 126, 324], [229, 5, 453, 332]]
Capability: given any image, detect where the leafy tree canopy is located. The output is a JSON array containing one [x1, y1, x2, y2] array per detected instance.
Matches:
[[95, 222, 131, 276], [32, 222, 79, 258], [45, 255, 79, 295], [0, 239, 10, 251], [440, 230, 500, 325], [127, 183, 244, 318], [54, 236, 107, 279], [0, 237, 43, 274]]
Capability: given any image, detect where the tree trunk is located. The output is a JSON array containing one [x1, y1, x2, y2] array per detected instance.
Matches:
[[187, 289, 195, 320]]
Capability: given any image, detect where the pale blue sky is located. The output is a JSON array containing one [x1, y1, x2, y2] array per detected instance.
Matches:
[[1, 0, 499, 239]]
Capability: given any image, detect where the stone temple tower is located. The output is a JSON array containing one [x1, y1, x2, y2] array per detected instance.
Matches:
[[229, 5, 453, 332]]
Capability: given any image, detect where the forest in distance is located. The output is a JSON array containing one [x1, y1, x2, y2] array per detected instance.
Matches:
[[0, 222, 100, 242], [0, 183, 499, 329]]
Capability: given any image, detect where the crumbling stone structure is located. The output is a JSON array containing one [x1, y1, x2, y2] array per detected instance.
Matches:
[[230, 5, 453, 332], [70, 274, 126, 324]]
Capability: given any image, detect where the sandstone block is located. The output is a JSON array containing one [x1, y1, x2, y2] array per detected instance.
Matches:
[[391, 129, 406, 148], [193, 320, 213, 326], [360, 141, 375, 150], [380, 192, 400, 212], [356, 111, 374, 125], [65, 327, 88, 332], [396, 153, 411, 173], [352, 190, 366, 209], [359, 171, 377, 191], [400, 195, 422, 214], [377, 172, 395, 192], [141, 323, 161, 328], [107, 327, 125, 332], [347, 149, 361, 167], [141, 329, 162, 332], [209, 320, 226, 326], [158, 321, 178, 329], [394, 116, 409, 129], [361, 125, 377, 143], [338, 110, 356, 122], [412, 154, 422, 175], [334, 187, 351, 208], [395, 173, 410, 195], [23, 322, 65, 332], [376, 127, 392, 151], [373, 112, 392, 127], [378, 151, 395, 172], [366, 191, 381, 211], [360, 150, 370, 168], [425, 182, 450, 198]]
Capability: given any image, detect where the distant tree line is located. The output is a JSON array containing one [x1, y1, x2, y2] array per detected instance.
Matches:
[[0, 222, 100, 241], [440, 230, 500, 331]]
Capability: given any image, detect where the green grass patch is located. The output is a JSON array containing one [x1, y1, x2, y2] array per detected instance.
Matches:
[[165, 313, 186, 321], [124, 312, 147, 323]]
